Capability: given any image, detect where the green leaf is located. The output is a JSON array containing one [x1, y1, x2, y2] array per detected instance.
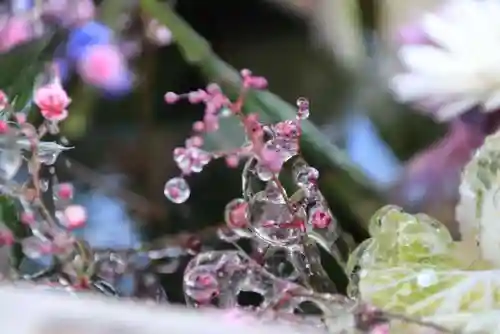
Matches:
[[0, 29, 67, 115], [140, 0, 386, 232]]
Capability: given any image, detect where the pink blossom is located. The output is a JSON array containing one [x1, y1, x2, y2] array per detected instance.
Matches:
[[0, 90, 8, 110], [56, 183, 74, 200], [225, 155, 239, 168], [63, 205, 87, 229], [20, 212, 35, 226], [241, 69, 268, 89], [0, 120, 8, 134], [34, 84, 71, 122], [0, 17, 32, 52], [164, 92, 180, 104], [77, 44, 128, 90], [15, 113, 27, 124], [192, 121, 205, 132], [0, 229, 13, 246]]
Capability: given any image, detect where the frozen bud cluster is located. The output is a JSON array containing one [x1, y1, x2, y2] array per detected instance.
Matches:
[[163, 70, 312, 204]]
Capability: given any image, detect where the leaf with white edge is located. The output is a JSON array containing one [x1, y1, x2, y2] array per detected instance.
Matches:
[[359, 265, 500, 317], [346, 206, 500, 319], [457, 129, 500, 267]]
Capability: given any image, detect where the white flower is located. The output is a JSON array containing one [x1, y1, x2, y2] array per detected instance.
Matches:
[[391, 0, 500, 122]]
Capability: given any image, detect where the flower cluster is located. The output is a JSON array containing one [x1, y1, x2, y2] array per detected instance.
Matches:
[[0, 0, 173, 96], [0, 65, 197, 301]]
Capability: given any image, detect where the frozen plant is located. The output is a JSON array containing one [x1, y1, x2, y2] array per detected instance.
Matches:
[[0, 63, 203, 301], [163, 70, 455, 333]]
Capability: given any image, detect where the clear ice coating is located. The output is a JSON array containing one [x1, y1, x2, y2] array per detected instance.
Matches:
[[296, 97, 310, 120], [181, 152, 353, 330], [0, 133, 22, 181], [173, 146, 211, 174], [182, 250, 355, 330], [164, 177, 190, 203]]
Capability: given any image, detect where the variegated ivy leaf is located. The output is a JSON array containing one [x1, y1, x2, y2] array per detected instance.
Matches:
[[457, 129, 500, 267], [347, 206, 500, 321]]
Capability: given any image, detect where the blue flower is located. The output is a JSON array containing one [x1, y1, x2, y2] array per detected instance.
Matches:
[[60, 21, 134, 96], [65, 21, 113, 62]]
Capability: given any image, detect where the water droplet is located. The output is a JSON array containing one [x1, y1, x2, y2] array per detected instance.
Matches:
[[219, 107, 232, 117], [293, 160, 319, 188], [296, 97, 310, 120], [164, 177, 190, 203], [224, 199, 248, 228], [416, 269, 438, 288], [256, 163, 273, 181], [184, 268, 220, 303], [308, 205, 333, 229]]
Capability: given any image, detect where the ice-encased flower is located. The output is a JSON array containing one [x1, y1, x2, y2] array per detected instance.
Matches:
[[391, 0, 500, 122]]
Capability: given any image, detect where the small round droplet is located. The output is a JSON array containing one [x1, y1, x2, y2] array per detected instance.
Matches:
[[164, 177, 190, 203], [296, 97, 310, 120], [308, 206, 333, 229], [224, 199, 248, 228], [416, 269, 438, 288], [184, 270, 219, 303]]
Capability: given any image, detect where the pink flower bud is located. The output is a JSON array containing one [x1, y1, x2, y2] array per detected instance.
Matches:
[[63, 205, 87, 229]]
